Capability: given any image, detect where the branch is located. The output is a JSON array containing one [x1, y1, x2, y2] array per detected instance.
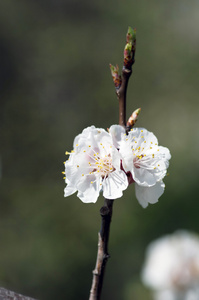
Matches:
[[89, 26, 136, 300], [110, 26, 136, 129], [0, 287, 37, 300], [89, 199, 113, 300], [117, 68, 132, 128]]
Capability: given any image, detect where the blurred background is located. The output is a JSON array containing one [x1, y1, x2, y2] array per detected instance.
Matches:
[[0, 0, 199, 299]]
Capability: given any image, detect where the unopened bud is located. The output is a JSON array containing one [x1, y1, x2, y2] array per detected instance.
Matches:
[[124, 27, 136, 70], [126, 27, 136, 47], [109, 64, 122, 89], [126, 108, 141, 130]]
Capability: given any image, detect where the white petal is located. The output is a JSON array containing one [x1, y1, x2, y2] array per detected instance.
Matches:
[[109, 125, 126, 148], [74, 126, 111, 153], [77, 177, 101, 203], [133, 167, 157, 187], [103, 170, 128, 199], [158, 146, 171, 166], [119, 140, 134, 172], [135, 181, 165, 208], [111, 146, 122, 170], [73, 126, 96, 147], [65, 151, 90, 184], [128, 128, 158, 146], [64, 182, 77, 197]]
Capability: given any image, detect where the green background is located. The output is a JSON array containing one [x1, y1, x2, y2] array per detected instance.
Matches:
[[0, 1, 199, 299]]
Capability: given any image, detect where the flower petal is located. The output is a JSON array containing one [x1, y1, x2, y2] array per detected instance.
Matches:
[[109, 125, 126, 148], [103, 170, 128, 199], [111, 146, 122, 170], [135, 181, 165, 208], [77, 177, 101, 203], [133, 167, 157, 187], [64, 179, 77, 197], [64, 185, 77, 197]]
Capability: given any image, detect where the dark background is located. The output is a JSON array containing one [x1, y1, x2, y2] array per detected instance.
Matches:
[[0, 1, 199, 299]]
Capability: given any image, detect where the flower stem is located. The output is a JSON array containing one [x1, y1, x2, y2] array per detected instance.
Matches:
[[89, 199, 113, 300]]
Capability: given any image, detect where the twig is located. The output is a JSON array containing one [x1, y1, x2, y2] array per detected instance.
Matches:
[[118, 68, 132, 128], [89, 199, 113, 300], [89, 26, 136, 300]]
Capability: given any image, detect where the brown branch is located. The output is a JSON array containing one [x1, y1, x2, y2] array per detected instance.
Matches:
[[117, 68, 132, 128], [89, 199, 113, 300], [89, 27, 135, 300]]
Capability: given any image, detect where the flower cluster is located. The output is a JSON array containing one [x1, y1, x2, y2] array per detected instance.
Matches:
[[63, 125, 171, 207], [141, 231, 199, 300]]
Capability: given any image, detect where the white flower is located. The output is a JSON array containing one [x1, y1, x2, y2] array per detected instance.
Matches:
[[141, 231, 199, 300], [118, 127, 171, 208], [64, 126, 128, 203]]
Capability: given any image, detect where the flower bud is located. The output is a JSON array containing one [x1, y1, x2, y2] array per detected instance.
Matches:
[[109, 64, 122, 89], [126, 108, 141, 130], [124, 27, 136, 70]]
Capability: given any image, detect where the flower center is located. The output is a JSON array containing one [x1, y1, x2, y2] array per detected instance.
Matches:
[[83, 145, 115, 180], [93, 155, 114, 178]]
